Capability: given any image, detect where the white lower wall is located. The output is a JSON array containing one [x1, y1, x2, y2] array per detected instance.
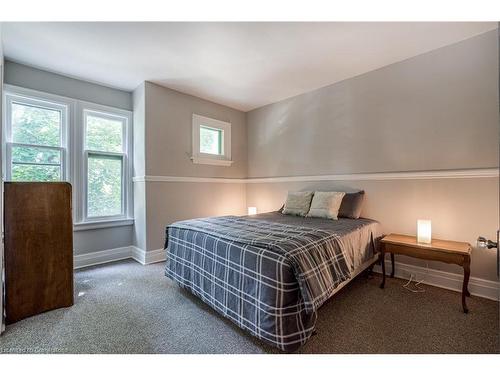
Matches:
[[246, 175, 499, 282]]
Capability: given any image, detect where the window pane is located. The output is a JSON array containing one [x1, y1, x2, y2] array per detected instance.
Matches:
[[87, 154, 122, 217], [11, 102, 61, 147], [200, 126, 222, 155], [12, 146, 61, 165], [11, 164, 61, 182], [86, 114, 123, 153]]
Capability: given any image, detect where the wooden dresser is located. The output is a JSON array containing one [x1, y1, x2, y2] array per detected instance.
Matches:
[[4, 182, 74, 324]]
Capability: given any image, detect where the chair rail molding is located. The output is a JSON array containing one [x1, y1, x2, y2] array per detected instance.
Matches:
[[133, 175, 246, 183], [132, 168, 498, 184]]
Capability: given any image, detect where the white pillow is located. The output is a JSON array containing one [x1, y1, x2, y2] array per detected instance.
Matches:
[[306, 191, 346, 220], [282, 191, 314, 217]]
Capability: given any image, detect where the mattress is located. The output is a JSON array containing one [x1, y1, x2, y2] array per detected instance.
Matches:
[[164, 212, 381, 351]]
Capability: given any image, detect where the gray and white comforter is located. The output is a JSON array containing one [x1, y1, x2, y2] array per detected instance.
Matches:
[[164, 212, 381, 351]]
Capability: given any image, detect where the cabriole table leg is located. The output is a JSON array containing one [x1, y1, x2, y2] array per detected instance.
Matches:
[[390, 253, 395, 278], [380, 247, 386, 289], [462, 256, 471, 313]]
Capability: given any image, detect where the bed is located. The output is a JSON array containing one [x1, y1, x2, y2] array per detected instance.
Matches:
[[164, 211, 382, 351]]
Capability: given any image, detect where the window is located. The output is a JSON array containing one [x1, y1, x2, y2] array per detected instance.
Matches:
[[4, 93, 68, 181], [200, 126, 222, 155], [3, 85, 133, 230], [191, 114, 232, 166], [84, 110, 128, 220]]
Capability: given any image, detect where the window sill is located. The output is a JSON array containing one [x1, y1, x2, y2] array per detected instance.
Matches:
[[191, 156, 234, 167], [73, 218, 134, 232]]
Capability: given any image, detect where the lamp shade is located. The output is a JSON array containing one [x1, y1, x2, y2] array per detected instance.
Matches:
[[417, 219, 432, 244], [247, 207, 257, 215]]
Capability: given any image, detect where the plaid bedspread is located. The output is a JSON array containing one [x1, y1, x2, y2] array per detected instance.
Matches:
[[165, 215, 374, 351], [166, 216, 351, 313]]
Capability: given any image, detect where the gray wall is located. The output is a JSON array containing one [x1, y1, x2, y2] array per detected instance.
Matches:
[[134, 82, 247, 251], [4, 61, 132, 111], [3, 62, 135, 255], [146, 181, 246, 250], [144, 82, 247, 178], [247, 31, 498, 178], [246, 31, 499, 281], [73, 226, 134, 255]]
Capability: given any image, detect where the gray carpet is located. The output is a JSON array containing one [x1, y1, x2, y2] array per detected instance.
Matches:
[[0, 259, 498, 354]]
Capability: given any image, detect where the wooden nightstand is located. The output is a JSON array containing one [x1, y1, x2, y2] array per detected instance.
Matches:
[[379, 234, 472, 313]]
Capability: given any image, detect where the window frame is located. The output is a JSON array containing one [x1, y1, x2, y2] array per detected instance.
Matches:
[[77, 102, 133, 225], [191, 114, 233, 166], [3, 89, 70, 182], [2, 85, 134, 231]]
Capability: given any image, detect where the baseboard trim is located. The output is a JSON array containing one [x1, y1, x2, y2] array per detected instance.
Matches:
[[130, 246, 145, 264], [373, 260, 499, 301], [74, 246, 166, 269], [131, 247, 166, 265], [74, 246, 133, 269]]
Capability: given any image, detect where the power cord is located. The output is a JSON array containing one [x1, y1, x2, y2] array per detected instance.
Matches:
[[403, 261, 429, 293]]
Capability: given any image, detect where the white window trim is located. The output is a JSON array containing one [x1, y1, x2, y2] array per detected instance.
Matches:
[[2, 84, 133, 231], [191, 114, 233, 166], [77, 101, 133, 225]]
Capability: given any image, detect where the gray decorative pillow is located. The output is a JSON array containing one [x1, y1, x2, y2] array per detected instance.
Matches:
[[306, 191, 346, 219], [282, 191, 314, 216], [338, 190, 365, 219]]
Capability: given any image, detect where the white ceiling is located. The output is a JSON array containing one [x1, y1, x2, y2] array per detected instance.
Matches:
[[1, 22, 497, 111]]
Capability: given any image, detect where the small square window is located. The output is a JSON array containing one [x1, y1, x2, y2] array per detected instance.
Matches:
[[192, 114, 232, 166], [199, 126, 223, 155]]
